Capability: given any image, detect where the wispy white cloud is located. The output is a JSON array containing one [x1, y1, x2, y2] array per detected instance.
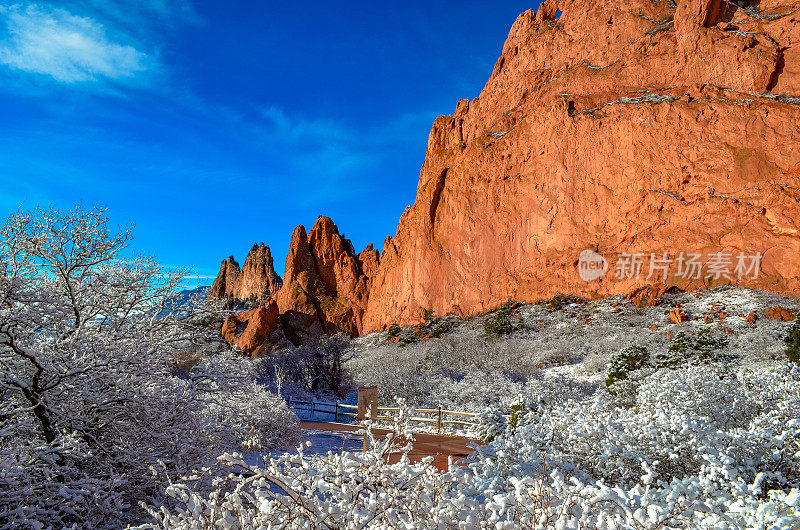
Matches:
[[259, 106, 354, 144], [77, 0, 201, 28], [0, 4, 151, 83]]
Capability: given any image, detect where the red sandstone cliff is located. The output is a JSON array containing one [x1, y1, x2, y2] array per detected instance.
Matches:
[[361, 0, 800, 330], [211, 0, 800, 341], [208, 243, 283, 301], [275, 217, 376, 343]]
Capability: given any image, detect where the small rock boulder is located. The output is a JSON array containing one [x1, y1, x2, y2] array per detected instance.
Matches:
[[669, 307, 690, 324], [764, 306, 797, 322], [221, 299, 287, 356]]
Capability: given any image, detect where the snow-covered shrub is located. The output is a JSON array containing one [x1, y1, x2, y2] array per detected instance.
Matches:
[[189, 352, 300, 451], [492, 364, 796, 488], [469, 408, 508, 443], [0, 206, 298, 527], [146, 377, 800, 529]]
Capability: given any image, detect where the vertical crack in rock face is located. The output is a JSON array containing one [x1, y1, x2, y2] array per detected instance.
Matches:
[[767, 47, 786, 92], [700, 0, 721, 27], [429, 168, 449, 239], [212, 0, 800, 346]]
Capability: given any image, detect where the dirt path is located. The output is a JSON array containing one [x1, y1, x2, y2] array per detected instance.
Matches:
[[300, 421, 479, 471]]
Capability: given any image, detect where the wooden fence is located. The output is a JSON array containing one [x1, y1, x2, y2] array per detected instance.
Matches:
[[287, 398, 480, 434], [287, 398, 359, 423]]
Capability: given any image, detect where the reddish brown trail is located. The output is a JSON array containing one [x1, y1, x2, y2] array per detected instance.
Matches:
[[300, 421, 479, 471]]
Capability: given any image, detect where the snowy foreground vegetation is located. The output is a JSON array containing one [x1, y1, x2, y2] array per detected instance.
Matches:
[[0, 207, 299, 528], [3, 206, 800, 528], [151, 290, 800, 529]]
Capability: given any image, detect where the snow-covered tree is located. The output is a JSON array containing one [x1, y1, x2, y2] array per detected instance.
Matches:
[[0, 206, 298, 528]]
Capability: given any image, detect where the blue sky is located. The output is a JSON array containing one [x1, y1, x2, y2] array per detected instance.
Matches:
[[0, 0, 534, 285]]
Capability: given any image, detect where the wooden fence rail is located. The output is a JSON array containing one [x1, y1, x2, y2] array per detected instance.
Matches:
[[287, 398, 488, 434]]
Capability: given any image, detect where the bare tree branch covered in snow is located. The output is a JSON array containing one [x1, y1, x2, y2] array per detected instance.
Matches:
[[0, 206, 299, 528]]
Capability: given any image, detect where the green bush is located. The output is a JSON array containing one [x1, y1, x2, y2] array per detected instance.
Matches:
[[694, 327, 730, 363], [785, 316, 800, 364], [397, 331, 419, 347], [549, 294, 566, 310], [386, 323, 401, 340], [656, 328, 729, 368], [606, 345, 648, 389], [508, 400, 526, 434], [485, 299, 523, 338], [422, 308, 435, 324], [431, 321, 450, 338], [656, 332, 692, 369]]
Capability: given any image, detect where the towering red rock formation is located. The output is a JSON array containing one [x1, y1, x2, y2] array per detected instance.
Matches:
[[237, 243, 284, 300], [211, 0, 800, 342], [360, 0, 800, 331], [275, 216, 376, 344], [208, 243, 283, 301], [208, 256, 240, 300]]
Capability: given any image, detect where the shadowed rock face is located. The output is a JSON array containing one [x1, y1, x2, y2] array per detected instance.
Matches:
[[212, 0, 800, 341], [361, 0, 800, 331], [208, 256, 240, 300], [208, 244, 283, 301]]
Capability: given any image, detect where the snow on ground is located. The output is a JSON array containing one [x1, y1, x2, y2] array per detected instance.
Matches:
[[153, 287, 800, 528], [346, 287, 800, 411]]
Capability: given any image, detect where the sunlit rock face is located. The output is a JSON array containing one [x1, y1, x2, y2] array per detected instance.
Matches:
[[362, 0, 800, 331], [275, 217, 376, 344], [212, 0, 800, 338], [208, 243, 283, 301]]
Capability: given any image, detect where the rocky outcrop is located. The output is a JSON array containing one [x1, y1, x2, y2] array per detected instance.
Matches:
[[626, 284, 681, 307], [275, 217, 376, 344], [360, 0, 800, 331], [669, 307, 690, 324], [221, 299, 290, 356], [210, 0, 800, 340], [208, 256, 241, 300], [208, 244, 283, 301], [764, 306, 797, 321], [211, 219, 377, 351]]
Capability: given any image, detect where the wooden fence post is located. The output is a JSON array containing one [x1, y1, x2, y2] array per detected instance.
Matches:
[[334, 401, 340, 423], [311, 400, 315, 418], [358, 386, 378, 454], [357, 386, 378, 420], [437, 406, 443, 434]]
